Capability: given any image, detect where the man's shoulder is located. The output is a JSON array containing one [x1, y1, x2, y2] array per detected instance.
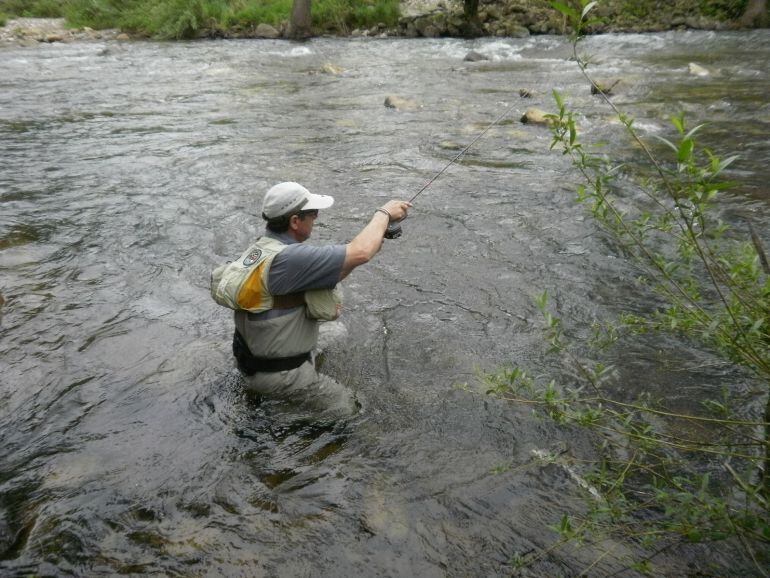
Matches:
[[267, 242, 346, 293], [280, 242, 344, 259]]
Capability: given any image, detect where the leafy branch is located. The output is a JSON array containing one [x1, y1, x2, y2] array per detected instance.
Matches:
[[485, 0, 770, 574]]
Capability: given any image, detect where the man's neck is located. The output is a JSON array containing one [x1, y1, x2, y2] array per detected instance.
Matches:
[[265, 229, 301, 245]]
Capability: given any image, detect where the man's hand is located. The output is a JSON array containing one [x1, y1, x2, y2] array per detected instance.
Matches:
[[340, 199, 414, 280], [379, 200, 412, 222]]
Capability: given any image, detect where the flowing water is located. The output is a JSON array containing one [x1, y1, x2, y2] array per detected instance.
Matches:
[[1, 30, 769, 576]]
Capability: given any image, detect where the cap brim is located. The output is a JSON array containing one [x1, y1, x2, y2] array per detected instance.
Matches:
[[303, 193, 334, 211]]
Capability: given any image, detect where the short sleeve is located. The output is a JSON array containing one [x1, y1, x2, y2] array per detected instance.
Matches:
[[267, 244, 346, 295]]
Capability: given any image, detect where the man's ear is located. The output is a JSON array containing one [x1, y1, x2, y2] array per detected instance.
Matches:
[[288, 214, 300, 230]]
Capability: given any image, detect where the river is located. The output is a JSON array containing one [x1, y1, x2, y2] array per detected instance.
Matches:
[[1, 30, 769, 576]]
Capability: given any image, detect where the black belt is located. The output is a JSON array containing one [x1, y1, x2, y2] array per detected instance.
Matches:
[[233, 330, 311, 375]]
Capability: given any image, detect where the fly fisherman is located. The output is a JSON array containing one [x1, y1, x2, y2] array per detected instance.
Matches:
[[212, 182, 411, 417]]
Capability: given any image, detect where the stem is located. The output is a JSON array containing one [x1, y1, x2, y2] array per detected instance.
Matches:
[[573, 46, 770, 378]]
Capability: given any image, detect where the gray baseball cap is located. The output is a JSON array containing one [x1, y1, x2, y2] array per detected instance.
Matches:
[[261, 182, 334, 220]]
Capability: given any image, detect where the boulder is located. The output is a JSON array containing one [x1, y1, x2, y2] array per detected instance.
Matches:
[[116, 33, 130, 41], [688, 62, 710, 77], [254, 23, 280, 39], [502, 23, 530, 38], [414, 15, 442, 37], [384, 95, 420, 111], [421, 24, 441, 37], [463, 50, 488, 62], [520, 107, 552, 125], [403, 22, 419, 37], [320, 63, 344, 75]]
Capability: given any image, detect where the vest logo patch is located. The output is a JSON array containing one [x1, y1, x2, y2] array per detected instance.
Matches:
[[242, 249, 263, 267]]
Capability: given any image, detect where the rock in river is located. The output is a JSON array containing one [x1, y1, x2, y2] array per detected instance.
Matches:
[[464, 50, 489, 62], [520, 107, 553, 125], [384, 95, 420, 111], [688, 62, 710, 77]]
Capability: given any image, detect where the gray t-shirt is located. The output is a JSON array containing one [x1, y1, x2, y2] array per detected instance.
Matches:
[[265, 231, 346, 295]]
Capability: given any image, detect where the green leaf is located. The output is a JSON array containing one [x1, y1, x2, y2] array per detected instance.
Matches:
[[678, 138, 694, 163], [652, 134, 678, 154], [716, 154, 739, 175], [552, 89, 564, 110], [581, 1, 598, 19], [684, 123, 705, 140], [671, 113, 686, 134], [551, 2, 579, 20]]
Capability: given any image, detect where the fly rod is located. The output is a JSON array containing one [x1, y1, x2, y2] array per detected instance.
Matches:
[[385, 101, 518, 239]]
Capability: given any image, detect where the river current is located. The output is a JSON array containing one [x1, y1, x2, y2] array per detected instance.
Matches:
[[1, 30, 769, 576]]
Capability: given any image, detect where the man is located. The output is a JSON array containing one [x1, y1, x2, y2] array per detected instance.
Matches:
[[231, 181, 411, 417]]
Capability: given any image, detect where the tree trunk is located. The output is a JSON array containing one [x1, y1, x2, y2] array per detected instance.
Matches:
[[461, 0, 482, 38], [289, 0, 312, 40], [464, 0, 479, 19], [740, 0, 768, 27]]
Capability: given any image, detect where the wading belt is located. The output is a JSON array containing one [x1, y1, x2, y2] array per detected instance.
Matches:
[[233, 329, 311, 375]]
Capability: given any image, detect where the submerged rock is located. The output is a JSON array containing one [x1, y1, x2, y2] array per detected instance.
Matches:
[[384, 95, 420, 111], [688, 62, 710, 77], [320, 62, 344, 75], [463, 50, 488, 62], [520, 107, 552, 125]]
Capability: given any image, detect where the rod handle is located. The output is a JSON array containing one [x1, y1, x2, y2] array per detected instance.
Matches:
[[384, 221, 402, 240]]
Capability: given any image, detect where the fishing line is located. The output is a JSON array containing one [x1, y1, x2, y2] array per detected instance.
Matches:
[[386, 100, 518, 238]]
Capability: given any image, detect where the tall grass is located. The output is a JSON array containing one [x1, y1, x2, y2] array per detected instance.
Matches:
[[0, 0, 400, 39], [314, 0, 400, 32], [0, 0, 67, 18]]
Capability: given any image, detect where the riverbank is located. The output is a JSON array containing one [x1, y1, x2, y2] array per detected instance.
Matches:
[[0, 17, 124, 46], [0, 0, 763, 45]]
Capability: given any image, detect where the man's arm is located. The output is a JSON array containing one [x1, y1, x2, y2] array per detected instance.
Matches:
[[340, 200, 411, 280]]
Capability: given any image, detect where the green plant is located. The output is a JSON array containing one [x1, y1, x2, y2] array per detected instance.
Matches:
[[312, 0, 400, 32], [230, 0, 293, 28], [65, 0, 135, 31], [60, 0, 400, 36], [485, 0, 770, 574], [0, 0, 67, 17], [700, 0, 748, 19]]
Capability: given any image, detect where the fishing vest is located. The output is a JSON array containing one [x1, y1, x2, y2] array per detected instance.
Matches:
[[211, 235, 342, 318], [211, 236, 288, 313]]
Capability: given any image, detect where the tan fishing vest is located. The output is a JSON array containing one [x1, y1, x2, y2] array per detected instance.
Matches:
[[213, 236, 342, 358], [211, 236, 342, 319], [211, 236, 287, 313]]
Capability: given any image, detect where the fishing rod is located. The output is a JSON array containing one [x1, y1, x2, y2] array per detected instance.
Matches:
[[385, 101, 518, 239]]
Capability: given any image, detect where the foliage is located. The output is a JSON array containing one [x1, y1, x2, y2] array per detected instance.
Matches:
[[229, 0, 293, 29], [484, 0, 770, 574], [700, 0, 749, 20], [616, 0, 749, 21], [0, 11, 6, 26], [0, 0, 67, 18], [18, 0, 401, 39], [313, 0, 400, 33]]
